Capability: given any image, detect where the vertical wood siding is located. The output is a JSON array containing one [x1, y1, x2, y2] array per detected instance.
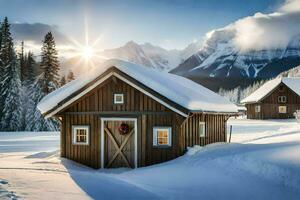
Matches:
[[246, 83, 300, 119], [59, 75, 228, 168], [181, 113, 228, 150]]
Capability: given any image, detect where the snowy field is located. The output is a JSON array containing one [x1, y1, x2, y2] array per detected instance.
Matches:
[[0, 118, 300, 200]]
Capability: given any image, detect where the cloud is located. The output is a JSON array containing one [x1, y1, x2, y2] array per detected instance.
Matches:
[[10, 22, 75, 58], [279, 0, 300, 12], [234, 11, 300, 51], [11, 23, 68, 45], [206, 0, 300, 52]]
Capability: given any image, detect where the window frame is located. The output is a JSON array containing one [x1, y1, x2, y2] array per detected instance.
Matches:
[[278, 106, 287, 114], [255, 105, 261, 113], [114, 93, 124, 104], [72, 125, 90, 145], [153, 127, 172, 147], [199, 122, 206, 138], [278, 96, 287, 103]]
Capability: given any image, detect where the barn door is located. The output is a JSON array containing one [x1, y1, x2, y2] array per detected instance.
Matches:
[[101, 118, 137, 168]]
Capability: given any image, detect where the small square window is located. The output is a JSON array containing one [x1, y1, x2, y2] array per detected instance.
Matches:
[[72, 125, 89, 145], [114, 93, 124, 104], [199, 122, 206, 138], [255, 105, 261, 113], [278, 106, 287, 114], [278, 96, 287, 103], [153, 127, 172, 147]]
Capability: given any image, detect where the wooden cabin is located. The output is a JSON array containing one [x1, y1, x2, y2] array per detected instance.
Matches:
[[38, 59, 238, 169], [241, 77, 300, 119]]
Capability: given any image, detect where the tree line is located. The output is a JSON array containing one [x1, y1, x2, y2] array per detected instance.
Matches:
[[218, 80, 267, 104], [0, 17, 74, 131]]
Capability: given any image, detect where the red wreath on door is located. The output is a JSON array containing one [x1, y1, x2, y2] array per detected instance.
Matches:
[[118, 123, 130, 135]]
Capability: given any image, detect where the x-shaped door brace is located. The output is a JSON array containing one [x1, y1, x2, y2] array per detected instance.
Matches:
[[104, 127, 134, 168]]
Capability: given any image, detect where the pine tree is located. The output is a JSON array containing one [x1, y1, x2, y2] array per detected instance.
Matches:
[[19, 41, 27, 83], [40, 32, 60, 94], [25, 51, 37, 85], [0, 19, 2, 52], [25, 75, 58, 131], [0, 17, 16, 122], [60, 76, 66, 86], [67, 70, 75, 82], [1, 52, 23, 131], [20, 51, 37, 130]]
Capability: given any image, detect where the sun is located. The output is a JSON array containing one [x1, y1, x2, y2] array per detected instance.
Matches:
[[81, 46, 94, 60], [65, 15, 106, 69]]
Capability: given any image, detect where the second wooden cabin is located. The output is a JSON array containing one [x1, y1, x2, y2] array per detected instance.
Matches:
[[242, 77, 300, 119], [38, 59, 238, 169]]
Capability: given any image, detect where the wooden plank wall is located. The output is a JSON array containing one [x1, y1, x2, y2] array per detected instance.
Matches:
[[62, 114, 100, 168], [144, 113, 184, 166], [60, 76, 185, 168], [63, 77, 178, 113], [61, 113, 184, 168], [245, 104, 262, 119], [181, 113, 228, 150]]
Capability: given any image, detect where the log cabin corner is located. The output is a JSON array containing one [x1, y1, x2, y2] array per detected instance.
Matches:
[[37, 59, 238, 169]]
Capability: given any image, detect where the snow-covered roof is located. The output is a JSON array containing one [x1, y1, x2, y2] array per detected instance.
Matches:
[[241, 77, 300, 104], [38, 59, 238, 117], [237, 106, 247, 111]]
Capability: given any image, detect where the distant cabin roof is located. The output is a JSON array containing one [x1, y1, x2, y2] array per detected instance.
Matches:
[[237, 106, 247, 111], [241, 77, 300, 104], [38, 59, 238, 118]]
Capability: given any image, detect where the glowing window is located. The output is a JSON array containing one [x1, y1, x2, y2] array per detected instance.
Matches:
[[153, 127, 172, 147], [278, 106, 287, 114]]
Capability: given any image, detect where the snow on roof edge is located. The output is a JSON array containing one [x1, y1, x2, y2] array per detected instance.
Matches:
[[241, 77, 300, 104], [38, 59, 239, 116], [241, 78, 282, 104]]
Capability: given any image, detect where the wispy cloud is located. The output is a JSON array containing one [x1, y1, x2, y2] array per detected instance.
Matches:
[[11, 23, 68, 44], [11, 22, 76, 57], [279, 0, 300, 12], [205, 0, 300, 52]]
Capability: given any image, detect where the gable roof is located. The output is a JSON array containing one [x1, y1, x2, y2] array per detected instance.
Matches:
[[38, 59, 238, 118], [241, 77, 300, 104]]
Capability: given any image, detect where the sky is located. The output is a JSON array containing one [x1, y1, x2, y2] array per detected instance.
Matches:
[[0, 0, 284, 50]]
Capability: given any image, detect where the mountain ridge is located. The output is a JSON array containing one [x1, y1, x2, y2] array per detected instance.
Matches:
[[170, 16, 300, 91], [61, 40, 202, 76]]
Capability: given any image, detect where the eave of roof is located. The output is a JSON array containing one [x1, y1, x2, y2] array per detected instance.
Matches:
[[38, 59, 238, 117], [241, 78, 282, 104], [42, 68, 190, 118], [241, 77, 300, 104]]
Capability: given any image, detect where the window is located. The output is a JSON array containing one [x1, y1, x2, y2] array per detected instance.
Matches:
[[255, 105, 261, 113], [199, 122, 206, 137], [278, 96, 287, 103], [153, 127, 172, 147], [72, 125, 89, 145], [278, 106, 287, 114], [114, 93, 124, 104]]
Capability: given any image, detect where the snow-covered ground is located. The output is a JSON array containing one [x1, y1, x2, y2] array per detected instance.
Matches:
[[0, 118, 300, 200]]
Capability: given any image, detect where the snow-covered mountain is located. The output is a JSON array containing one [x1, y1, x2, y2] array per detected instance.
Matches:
[[171, 12, 300, 91], [278, 65, 300, 78], [102, 41, 200, 71], [62, 40, 201, 75], [172, 31, 300, 77], [102, 41, 179, 71]]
